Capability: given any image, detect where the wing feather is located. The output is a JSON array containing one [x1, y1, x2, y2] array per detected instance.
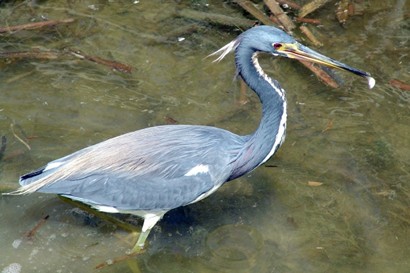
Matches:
[[12, 125, 244, 207], [43, 172, 215, 210]]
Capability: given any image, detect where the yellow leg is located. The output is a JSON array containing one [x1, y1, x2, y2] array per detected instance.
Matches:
[[59, 196, 165, 253], [130, 213, 163, 253], [130, 228, 152, 253]]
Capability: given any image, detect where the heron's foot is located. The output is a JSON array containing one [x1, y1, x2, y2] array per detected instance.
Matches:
[[128, 243, 145, 255], [95, 250, 144, 270], [96, 231, 145, 270], [128, 228, 151, 254], [113, 230, 148, 254]]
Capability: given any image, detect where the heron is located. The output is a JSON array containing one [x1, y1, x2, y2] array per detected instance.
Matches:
[[7, 26, 375, 253]]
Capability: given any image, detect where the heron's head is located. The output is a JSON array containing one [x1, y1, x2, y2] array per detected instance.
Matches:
[[210, 26, 375, 89]]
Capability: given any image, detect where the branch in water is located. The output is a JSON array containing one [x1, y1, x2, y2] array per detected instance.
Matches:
[[0, 18, 75, 33]]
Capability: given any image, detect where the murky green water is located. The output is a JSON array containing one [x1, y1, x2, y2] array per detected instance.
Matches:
[[0, 1, 409, 272]]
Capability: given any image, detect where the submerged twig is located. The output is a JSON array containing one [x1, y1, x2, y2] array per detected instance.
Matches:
[[235, 0, 274, 26], [264, 0, 296, 31], [164, 115, 178, 125], [299, 0, 332, 18], [69, 49, 133, 74], [24, 215, 50, 239], [388, 210, 410, 225], [307, 181, 323, 186], [6, 71, 36, 84], [95, 252, 142, 270], [299, 60, 340, 88], [0, 136, 6, 161], [0, 48, 132, 74], [295, 17, 321, 24], [0, 18, 75, 33], [300, 25, 323, 47], [10, 123, 31, 150], [389, 79, 410, 91], [321, 119, 334, 132], [0, 50, 61, 60]]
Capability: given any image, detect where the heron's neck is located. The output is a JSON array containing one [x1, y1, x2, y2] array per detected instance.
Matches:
[[230, 51, 287, 180]]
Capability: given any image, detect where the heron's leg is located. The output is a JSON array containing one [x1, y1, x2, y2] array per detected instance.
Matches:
[[131, 213, 163, 253]]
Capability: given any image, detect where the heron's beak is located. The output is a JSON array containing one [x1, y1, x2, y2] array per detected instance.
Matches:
[[275, 43, 375, 89]]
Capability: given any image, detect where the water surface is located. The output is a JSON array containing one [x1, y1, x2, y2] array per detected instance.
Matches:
[[0, 1, 409, 272]]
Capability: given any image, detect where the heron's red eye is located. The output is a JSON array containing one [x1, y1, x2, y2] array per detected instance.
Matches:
[[273, 43, 282, 49]]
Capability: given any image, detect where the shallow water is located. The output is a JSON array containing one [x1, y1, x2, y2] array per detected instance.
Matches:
[[0, 1, 409, 272]]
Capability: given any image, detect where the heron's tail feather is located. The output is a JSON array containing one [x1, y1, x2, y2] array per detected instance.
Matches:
[[3, 186, 33, 195], [4, 164, 69, 195], [4, 176, 63, 195]]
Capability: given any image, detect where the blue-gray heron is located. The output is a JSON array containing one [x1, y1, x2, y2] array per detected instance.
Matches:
[[7, 26, 375, 252]]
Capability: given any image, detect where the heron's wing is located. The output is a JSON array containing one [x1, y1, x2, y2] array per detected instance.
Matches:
[[42, 172, 215, 210], [16, 125, 244, 209]]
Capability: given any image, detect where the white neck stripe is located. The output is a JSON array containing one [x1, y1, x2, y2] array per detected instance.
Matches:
[[251, 53, 287, 165]]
